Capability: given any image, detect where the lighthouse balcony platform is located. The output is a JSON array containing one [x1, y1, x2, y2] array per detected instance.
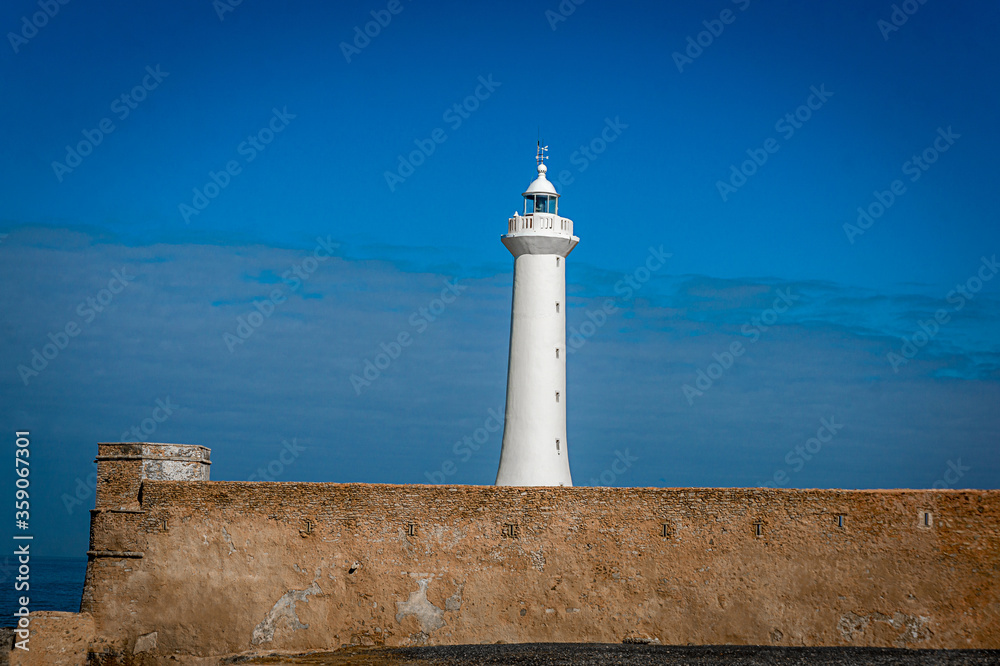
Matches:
[[506, 212, 574, 237], [501, 214, 579, 257]]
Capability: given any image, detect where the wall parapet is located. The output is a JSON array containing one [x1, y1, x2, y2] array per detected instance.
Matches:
[[80, 443, 1000, 662]]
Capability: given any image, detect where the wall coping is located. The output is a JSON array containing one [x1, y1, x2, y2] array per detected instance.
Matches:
[[87, 550, 143, 559], [95, 454, 212, 465], [97, 441, 211, 450], [140, 480, 998, 494]]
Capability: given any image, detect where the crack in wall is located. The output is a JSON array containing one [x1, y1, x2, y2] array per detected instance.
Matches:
[[221, 526, 236, 555]]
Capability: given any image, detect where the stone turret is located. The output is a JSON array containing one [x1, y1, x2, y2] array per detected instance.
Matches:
[[81, 442, 210, 614], [93, 442, 211, 510]]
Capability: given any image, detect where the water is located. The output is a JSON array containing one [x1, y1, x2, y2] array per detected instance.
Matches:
[[0, 556, 87, 627]]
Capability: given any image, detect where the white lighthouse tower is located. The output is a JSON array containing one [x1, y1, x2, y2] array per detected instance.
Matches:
[[495, 145, 579, 486]]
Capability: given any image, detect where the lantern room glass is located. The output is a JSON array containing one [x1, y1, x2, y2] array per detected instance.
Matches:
[[525, 195, 557, 215]]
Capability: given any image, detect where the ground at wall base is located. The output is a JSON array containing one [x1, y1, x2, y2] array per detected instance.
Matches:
[[235, 643, 1000, 665], [7, 630, 1000, 666]]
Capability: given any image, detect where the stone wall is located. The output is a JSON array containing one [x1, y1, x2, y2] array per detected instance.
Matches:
[[80, 444, 1000, 662], [81, 443, 210, 621], [9, 612, 93, 666]]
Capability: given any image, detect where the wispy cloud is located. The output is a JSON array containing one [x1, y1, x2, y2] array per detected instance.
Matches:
[[1, 227, 997, 557]]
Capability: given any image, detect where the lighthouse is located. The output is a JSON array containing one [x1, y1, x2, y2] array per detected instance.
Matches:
[[495, 145, 579, 486]]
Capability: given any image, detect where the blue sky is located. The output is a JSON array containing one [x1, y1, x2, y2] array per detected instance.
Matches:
[[1, 0, 998, 557]]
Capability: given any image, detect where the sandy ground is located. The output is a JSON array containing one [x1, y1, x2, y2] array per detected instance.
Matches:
[[236, 643, 1000, 665]]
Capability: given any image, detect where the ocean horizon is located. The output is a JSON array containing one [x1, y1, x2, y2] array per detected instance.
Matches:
[[1, 556, 87, 627]]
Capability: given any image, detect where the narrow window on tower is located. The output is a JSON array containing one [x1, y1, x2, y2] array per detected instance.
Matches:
[[555, 348, 560, 359], [556, 257, 560, 267], [555, 391, 560, 403], [556, 302, 560, 313], [556, 439, 560, 453]]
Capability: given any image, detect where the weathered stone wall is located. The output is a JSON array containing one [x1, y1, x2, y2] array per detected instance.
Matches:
[[82, 443, 211, 620], [9, 612, 93, 666], [79, 448, 1000, 662], [93, 443, 210, 511]]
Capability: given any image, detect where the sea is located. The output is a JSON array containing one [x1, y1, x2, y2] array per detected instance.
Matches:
[[0, 556, 87, 627]]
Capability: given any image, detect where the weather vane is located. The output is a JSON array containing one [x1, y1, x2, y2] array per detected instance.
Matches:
[[535, 140, 549, 166]]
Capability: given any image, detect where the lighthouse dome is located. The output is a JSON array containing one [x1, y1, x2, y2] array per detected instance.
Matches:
[[522, 163, 559, 197]]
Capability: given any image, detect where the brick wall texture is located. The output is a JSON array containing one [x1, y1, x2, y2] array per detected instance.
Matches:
[[79, 444, 999, 661]]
